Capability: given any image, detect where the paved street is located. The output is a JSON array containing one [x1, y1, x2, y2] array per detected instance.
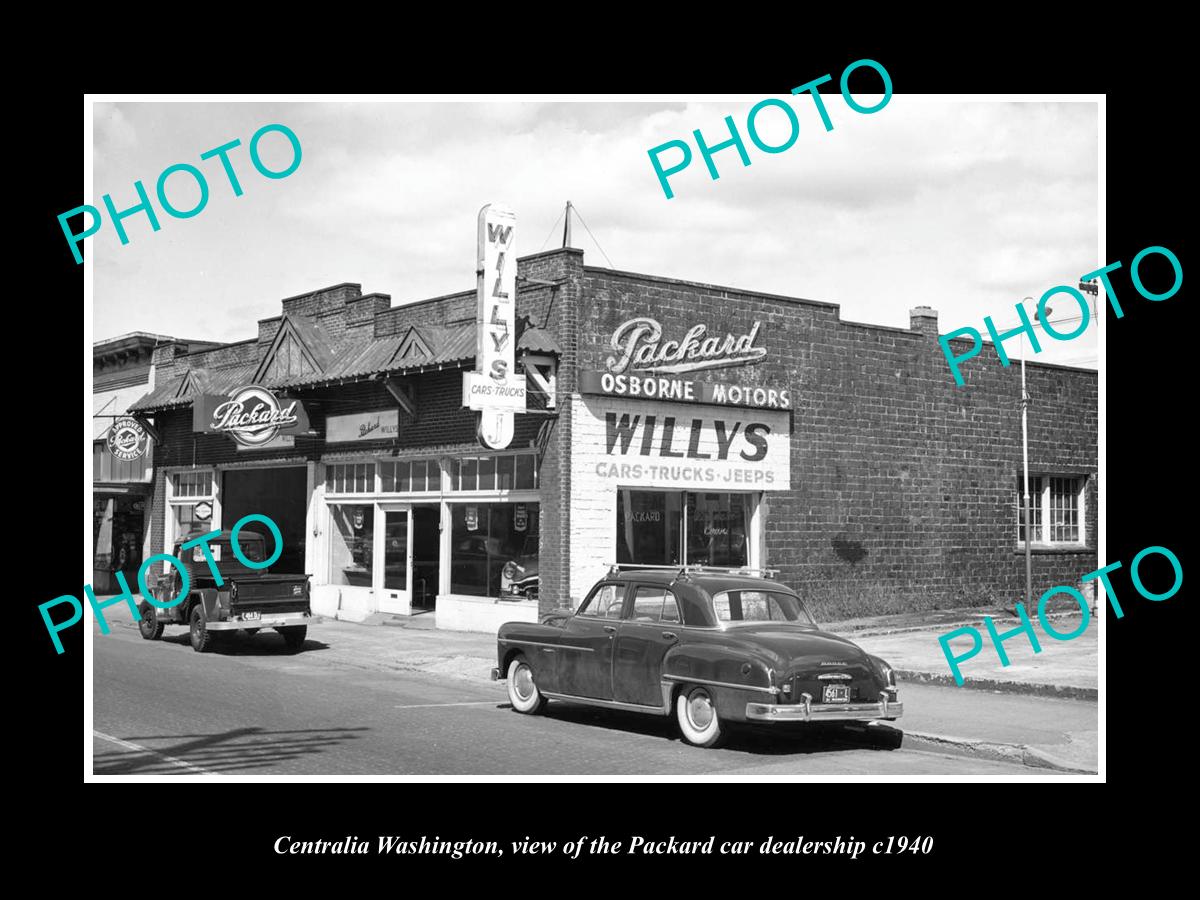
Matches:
[[92, 613, 1086, 776]]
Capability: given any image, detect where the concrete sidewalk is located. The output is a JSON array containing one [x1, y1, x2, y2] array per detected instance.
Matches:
[[842, 607, 1097, 700]]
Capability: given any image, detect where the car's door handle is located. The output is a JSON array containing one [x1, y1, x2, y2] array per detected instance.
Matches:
[[661, 631, 678, 641], [603, 625, 617, 633]]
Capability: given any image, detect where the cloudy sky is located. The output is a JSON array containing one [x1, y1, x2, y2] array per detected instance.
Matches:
[[91, 98, 1098, 368]]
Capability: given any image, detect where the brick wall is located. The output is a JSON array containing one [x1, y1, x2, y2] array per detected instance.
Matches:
[[571, 267, 1098, 619], [517, 250, 582, 611]]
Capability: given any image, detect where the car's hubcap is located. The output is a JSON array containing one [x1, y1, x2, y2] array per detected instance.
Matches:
[[688, 692, 714, 730], [514, 665, 535, 701]]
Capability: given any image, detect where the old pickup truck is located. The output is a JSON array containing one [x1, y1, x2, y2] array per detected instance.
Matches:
[[138, 529, 318, 653]]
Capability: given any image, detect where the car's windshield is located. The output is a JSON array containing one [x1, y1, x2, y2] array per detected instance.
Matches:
[[711, 590, 815, 626]]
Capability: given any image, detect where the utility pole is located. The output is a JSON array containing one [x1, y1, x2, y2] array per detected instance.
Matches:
[[1020, 296, 1037, 612], [1077, 279, 1099, 615], [562, 201, 573, 248]]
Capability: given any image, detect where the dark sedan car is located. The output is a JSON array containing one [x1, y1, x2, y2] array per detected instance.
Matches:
[[490, 566, 902, 748]]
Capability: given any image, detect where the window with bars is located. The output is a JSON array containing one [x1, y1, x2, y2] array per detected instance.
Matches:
[[451, 453, 537, 491], [380, 459, 441, 493], [1016, 475, 1085, 545], [325, 463, 376, 494], [173, 471, 213, 498]]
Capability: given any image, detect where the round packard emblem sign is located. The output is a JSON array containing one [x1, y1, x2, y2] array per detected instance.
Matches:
[[107, 416, 149, 461], [210, 385, 300, 448]]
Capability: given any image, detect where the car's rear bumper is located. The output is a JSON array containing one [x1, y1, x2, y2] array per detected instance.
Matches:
[[746, 693, 902, 723], [207, 612, 321, 631]]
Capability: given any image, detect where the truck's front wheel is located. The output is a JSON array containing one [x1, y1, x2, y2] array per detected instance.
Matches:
[[189, 604, 215, 653], [279, 625, 307, 652]]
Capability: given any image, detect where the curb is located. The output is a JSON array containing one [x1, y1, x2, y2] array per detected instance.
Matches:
[[902, 730, 1097, 775], [835, 609, 1090, 639], [896, 668, 1097, 701]]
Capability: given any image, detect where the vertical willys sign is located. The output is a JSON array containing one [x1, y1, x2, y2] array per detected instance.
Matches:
[[462, 203, 526, 448]]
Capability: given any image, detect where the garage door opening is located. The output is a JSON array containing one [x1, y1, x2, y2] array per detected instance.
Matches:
[[222, 467, 307, 574]]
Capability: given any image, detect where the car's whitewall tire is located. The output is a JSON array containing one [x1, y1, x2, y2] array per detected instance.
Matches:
[[676, 685, 725, 748], [507, 656, 548, 714]]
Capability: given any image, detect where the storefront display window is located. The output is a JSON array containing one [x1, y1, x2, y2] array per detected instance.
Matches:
[[93, 494, 146, 593], [615, 490, 682, 565], [616, 490, 751, 568], [450, 502, 539, 597], [686, 492, 750, 567], [329, 504, 373, 587]]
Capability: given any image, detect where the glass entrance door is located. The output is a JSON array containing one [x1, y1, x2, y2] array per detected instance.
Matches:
[[376, 505, 412, 614]]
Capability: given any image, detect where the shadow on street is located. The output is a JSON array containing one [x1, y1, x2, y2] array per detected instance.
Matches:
[[160, 631, 330, 656], [95, 726, 368, 774]]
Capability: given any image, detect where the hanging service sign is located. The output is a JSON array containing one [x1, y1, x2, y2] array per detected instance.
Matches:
[[193, 385, 311, 449], [194, 500, 213, 521], [463, 204, 526, 449], [106, 416, 151, 461]]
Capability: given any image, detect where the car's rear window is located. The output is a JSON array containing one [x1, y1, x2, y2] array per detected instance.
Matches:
[[182, 538, 265, 570], [712, 590, 814, 625]]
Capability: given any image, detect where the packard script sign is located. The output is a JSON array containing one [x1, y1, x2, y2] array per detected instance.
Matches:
[[607, 317, 767, 375], [575, 397, 790, 492], [194, 385, 310, 449], [582, 317, 790, 410]]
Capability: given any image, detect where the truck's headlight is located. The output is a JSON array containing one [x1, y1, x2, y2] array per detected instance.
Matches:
[[230, 582, 238, 601]]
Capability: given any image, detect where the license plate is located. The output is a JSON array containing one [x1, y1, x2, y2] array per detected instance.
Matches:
[[823, 684, 850, 703], [241, 611, 260, 622]]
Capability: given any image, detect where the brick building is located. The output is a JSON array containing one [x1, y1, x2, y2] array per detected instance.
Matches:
[[128, 243, 1097, 632], [93, 331, 220, 593]]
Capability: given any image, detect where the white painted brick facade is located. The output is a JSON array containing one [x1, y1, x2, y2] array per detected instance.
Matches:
[[568, 393, 791, 606]]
